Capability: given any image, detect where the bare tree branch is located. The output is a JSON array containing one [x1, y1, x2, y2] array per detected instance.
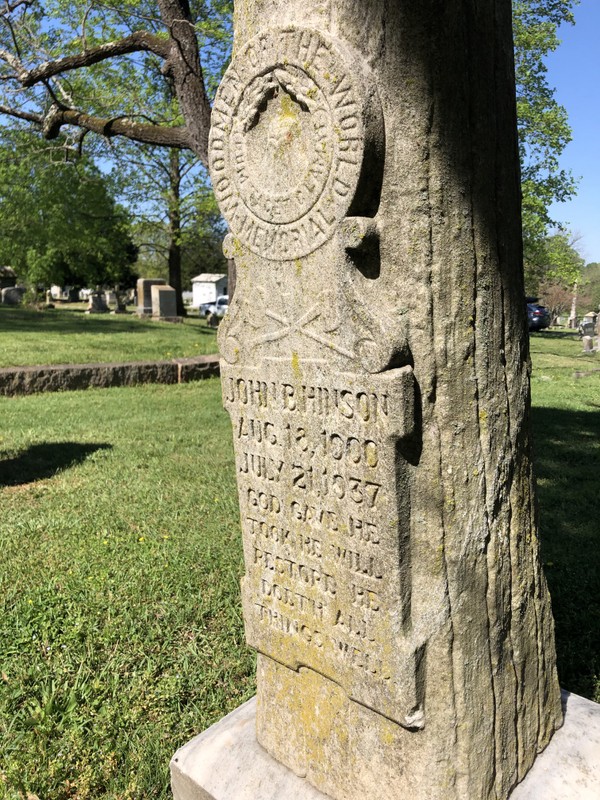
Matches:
[[0, 102, 40, 123], [0, 45, 25, 79], [11, 31, 171, 87], [41, 104, 192, 149], [0, 1, 32, 15], [0, 99, 192, 150]]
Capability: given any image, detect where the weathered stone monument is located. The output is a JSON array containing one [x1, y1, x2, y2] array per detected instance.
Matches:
[[582, 335, 594, 353], [110, 290, 128, 315], [136, 278, 166, 316], [86, 290, 109, 314], [171, 2, 600, 799], [151, 284, 180, 322], [1, 285, 25, 305]]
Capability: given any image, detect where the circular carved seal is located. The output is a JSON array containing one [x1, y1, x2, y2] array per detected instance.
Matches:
[[209, 27, 369, 261]]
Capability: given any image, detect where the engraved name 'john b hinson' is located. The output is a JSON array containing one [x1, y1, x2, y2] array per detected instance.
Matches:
[[209, 27, 367, 261], [222, 365, 419, 726]]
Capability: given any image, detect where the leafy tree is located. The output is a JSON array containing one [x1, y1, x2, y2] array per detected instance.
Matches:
[[131, 166, 227, 285], [0, 0, 232, 310], [524, 230, 584, 295], [0, 1, 232, 163], [111, 142, 203, 314], [108, 139, 227, 312], [0, 131, 137, 288], [0, 0, 580, 293], [532, 231, 586, 323], [581, 262, 600, 312], [513, 0, 580, 274], [537, 281, 573, 323]]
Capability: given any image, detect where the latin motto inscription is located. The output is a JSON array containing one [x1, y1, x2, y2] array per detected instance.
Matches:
[[208, 27, 367, 260]]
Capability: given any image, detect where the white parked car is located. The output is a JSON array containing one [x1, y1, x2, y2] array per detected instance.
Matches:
[[200, 295, 229, 318]]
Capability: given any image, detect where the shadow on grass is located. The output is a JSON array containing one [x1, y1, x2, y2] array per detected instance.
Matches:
[[532, 405, 600, 698], [0, 306, 155, 335], [0, 442, 112, 487], [531, 330, 580, 341]]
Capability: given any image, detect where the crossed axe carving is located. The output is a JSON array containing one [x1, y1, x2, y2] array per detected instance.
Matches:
[[250, 299, 354, 359]]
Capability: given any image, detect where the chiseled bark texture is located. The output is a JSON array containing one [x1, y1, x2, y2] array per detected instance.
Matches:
[[222, 1, 562, 798]]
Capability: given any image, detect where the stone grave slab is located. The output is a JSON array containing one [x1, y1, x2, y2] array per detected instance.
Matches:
[[86, 291, 109, 314], [137, 277, 166, 316], [171, 691, 600, 800], [1, 286, 25, 305], [151, 284, 180, 321]]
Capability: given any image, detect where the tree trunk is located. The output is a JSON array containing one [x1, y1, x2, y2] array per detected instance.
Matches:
[[167, 148, 186, 317], [569, 283, 578, 329], [157, 0, 212, 163]]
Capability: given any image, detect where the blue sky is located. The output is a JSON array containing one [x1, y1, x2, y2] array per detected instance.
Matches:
[[546, 0, 600, 263]]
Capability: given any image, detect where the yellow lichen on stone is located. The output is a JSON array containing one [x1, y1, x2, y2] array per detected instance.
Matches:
[[291, 351, 301, 378]]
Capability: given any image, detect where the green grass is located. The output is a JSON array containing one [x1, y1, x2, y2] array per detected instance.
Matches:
[[0, 381, 253, 800], [529, 331, 600, 702], [0, 330, 598, 799], [0, 305, 218, 367]]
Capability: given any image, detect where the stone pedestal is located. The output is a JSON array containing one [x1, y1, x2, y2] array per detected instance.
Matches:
[[136, 278, 166, 316], [171, 692, 600, 800], [582, 336, 594, 352]]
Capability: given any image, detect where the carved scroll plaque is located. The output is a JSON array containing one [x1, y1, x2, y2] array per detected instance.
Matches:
[[221, 364, 424, 728]]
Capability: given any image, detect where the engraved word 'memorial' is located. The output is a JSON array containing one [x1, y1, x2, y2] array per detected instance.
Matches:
[[209, 27, 372, 261]]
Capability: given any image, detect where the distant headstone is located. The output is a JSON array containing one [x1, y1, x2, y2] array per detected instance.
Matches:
[[582, 336, 594, 352], [173, 3, 568, 800], [1, 286, 25, 305], [581, 322, 595, 337], [86, 291, 109, 314], [136, 278, 166, 316], [151, 284, 179, 322], [111, 290, 128, 315]]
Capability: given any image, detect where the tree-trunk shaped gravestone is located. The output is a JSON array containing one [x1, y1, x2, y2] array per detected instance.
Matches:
[[207, 1, 562, 798]]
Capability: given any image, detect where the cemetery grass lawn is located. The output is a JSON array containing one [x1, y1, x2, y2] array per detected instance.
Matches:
[[0, 304, 218, 367], [0, 380, 253, 800], [529, 331, 600, 705], [0, 331, 597, 800]]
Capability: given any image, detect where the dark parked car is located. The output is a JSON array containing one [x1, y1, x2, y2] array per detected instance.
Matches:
[[526, 299, 551, 331]]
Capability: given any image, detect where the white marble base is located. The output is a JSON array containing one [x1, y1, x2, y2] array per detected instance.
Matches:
[[170, 691, 600, 800]]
